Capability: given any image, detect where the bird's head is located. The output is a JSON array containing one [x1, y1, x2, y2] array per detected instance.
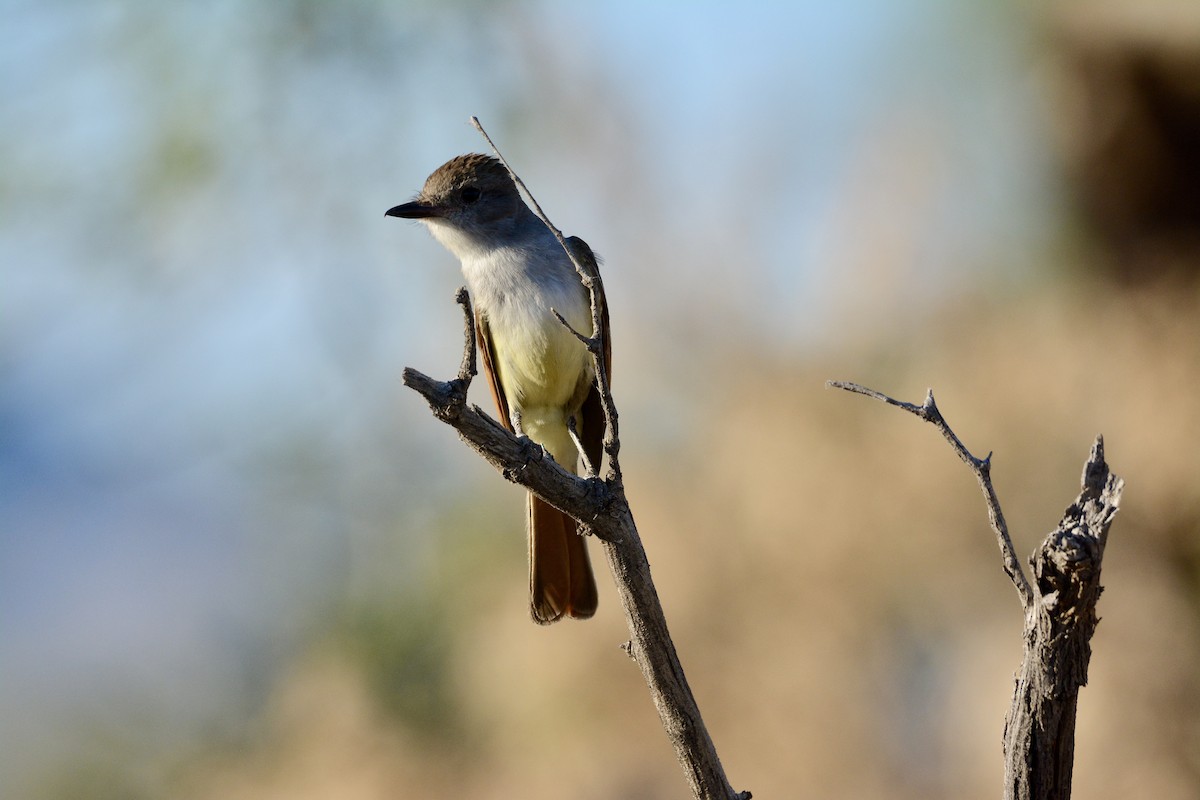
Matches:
[[386, 154, 527, 258]]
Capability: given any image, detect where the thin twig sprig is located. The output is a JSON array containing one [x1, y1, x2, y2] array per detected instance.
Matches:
[[415, 287, 480, 425], [828, 380, 1035, 608], [452, 287, 477, 384], [470, 116, 622, 484]]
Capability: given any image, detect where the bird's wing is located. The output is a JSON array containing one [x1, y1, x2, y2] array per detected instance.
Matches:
[[566, 236, 611, 473], [474, 308, 513, 433]]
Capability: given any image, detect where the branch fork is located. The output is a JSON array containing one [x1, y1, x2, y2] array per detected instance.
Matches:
[[830, 379, 1123, 800]]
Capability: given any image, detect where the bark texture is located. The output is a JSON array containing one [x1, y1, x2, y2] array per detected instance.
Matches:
[[1003, 438, 1124, 800], [831, 382, 1124, 799], [404, 359, 745, 800]]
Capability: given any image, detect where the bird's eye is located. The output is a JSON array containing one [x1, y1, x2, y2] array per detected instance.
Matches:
[[461, 186, 481, 204]]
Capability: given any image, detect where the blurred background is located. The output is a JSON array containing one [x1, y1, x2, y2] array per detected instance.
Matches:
[[4, 0, 1200, 797]]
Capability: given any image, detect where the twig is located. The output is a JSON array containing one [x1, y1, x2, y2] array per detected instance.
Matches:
[[453, 287, 477, 384], [551, 307, 590, 346], [567, 415, 598, 478], [470, 115, 622, 482], [828, 380, 1035, 608]]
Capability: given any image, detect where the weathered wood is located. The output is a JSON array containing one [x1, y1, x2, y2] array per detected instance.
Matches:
[[404, 354, 745, 800], [831, 382, 1123, 799], [1003, 438, 1123, 800]]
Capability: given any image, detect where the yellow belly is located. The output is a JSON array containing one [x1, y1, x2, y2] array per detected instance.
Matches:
[[491, 300, 593, 470]]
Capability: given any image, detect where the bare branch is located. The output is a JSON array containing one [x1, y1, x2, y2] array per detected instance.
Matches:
[[403, 122, 746, 800], [452, 286, 477, 384], [828, 380, 1034, 608], [1003, 436, 1123, 800], [832, 380, 1124, 799], [403, 363, 619, 539], [403, 329, 743, 799]]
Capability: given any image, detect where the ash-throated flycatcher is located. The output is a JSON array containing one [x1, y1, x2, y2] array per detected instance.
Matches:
[[387, 154, 609, 624]]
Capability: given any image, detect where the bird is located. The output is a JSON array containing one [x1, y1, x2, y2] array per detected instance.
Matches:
[[386, 154, 609, 623]]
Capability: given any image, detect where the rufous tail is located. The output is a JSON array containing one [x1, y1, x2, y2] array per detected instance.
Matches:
[[528, 494, 597, 624]]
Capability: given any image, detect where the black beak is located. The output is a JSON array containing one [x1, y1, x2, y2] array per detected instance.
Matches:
[[385, 200, 445, 219]]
